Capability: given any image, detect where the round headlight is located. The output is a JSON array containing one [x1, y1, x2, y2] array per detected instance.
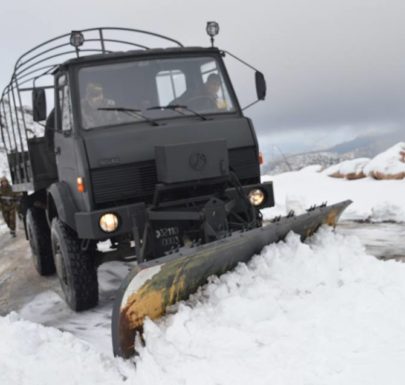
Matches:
[[99, 213, 119, 233], [248, 189, 265, 206]]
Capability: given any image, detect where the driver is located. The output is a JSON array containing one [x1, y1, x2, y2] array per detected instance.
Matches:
[[202, 73, 221, 104], [81, 82, 117, 128], [170, 73, 223, 111]]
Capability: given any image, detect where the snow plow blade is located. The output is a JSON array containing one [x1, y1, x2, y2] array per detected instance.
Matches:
[[112, 200, 351, 358]]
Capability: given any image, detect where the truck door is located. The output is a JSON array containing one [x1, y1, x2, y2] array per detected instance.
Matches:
[[54, 74, 89, 212]]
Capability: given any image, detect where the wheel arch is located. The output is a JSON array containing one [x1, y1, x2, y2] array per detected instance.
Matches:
[[47, 182, 78, 230]]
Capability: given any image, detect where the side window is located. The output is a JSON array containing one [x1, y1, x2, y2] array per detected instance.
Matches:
[[57, 75, 72, 132], [155, 70, 186, 106]]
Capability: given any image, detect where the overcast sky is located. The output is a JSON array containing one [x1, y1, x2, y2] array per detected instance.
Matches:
[[1, 0, 404, 154]]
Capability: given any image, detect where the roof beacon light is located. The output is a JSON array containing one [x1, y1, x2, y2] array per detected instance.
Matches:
[[206, 21, 219, 47], [70, 31, 84, 48]]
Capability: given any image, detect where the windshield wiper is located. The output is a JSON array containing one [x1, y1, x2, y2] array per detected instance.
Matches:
[[97, 107, 160, 126], [147, 105, 208, 121]]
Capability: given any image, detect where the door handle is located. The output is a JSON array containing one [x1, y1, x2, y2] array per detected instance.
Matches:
[[54, 146, 61, 155]]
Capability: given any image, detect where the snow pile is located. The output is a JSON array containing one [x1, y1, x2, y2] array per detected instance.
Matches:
[[0, 229, 405, 385], [363, 142, 405, 179], [321, 143, 405, 180], [0, 313, 134, 385], [135, 229, 405, 384], [323, 157, 370, 179], [2, 229, 405, 384], [263, 165, 405, 222]]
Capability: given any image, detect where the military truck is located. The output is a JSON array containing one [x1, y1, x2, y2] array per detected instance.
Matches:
[[0, 25, 350, 357], [0, 26, 273, 307]]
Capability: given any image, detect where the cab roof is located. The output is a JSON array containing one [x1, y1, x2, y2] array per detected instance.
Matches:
[[59, 46, 221, 70]]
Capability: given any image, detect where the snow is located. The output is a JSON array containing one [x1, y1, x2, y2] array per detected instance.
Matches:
[[1, 143, 405, 384], [135, 229, 405, 385], [17, 261, 134, 354], [1, 229, 405, 384], [323, 157, 370, 178], [0, 218, 8, 234], [322, 142, 405, 179], [0, 148, 10, 179], [0, 313, 133, 385], [262, 165, 405, 222], [363, 142, 405, 178]]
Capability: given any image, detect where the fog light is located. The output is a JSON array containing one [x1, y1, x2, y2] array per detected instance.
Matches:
[[206, 21, 220, 47], [70, 31, 84, 48], [248, 189, 265, 206], [99, 213, 119, 233], [206, 21, 220, 38]]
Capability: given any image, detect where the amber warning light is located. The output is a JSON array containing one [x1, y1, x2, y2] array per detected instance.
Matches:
[[77, 177, 85, 193], [258, 152, 264, 165]]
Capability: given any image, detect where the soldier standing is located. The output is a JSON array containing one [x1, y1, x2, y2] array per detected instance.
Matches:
[[0, 176, 17, 237]]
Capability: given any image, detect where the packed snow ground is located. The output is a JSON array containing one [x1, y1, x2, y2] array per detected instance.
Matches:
[[1, 150, 405, 384]]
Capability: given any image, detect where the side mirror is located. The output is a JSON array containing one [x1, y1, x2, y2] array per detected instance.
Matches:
[[32, 88, 47, 122], [255, 71, 267, 101]]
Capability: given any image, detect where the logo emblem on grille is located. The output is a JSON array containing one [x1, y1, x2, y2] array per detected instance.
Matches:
[[189, 152, 207, 171]]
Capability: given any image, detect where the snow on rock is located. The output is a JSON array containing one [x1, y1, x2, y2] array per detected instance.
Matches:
[[364, 142, 405, 179], [321, 142, 405, 181], [2, 229, 405, 384], [262, 166, 405, 222], [323, 157, 370, 179]]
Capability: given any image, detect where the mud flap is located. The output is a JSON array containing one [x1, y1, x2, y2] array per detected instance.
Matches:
[[112, 200, 352, 358]]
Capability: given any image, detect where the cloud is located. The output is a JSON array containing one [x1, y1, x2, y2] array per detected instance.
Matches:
[[1, 0, 404, 151]]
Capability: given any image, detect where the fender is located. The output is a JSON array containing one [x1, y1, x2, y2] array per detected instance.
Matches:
[[47, 182, 78, 230]]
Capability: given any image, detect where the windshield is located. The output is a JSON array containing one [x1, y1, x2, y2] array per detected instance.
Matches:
[[78, 55, 237, 129]]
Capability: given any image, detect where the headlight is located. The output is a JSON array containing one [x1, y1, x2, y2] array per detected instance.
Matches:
[[248, 189, 265, 206], [99, 213, 119, 233]]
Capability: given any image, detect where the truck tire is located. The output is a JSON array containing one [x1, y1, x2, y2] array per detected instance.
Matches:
[[26, 207, 55, 276], [51, 218, 98, 311]]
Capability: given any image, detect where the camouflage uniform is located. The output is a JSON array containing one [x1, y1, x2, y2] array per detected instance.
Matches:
[[0, 177, 18, 236]]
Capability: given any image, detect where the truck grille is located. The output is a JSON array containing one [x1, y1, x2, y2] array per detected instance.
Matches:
[[91, 160, 157, 204], [91, 147, 259, 206], [229, 147, 260, 180]]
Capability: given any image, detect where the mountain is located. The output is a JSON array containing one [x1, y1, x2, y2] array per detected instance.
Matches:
[[263, 129, 404, 175], [326, 129, 403, 157], [262, 151, 354, 175]]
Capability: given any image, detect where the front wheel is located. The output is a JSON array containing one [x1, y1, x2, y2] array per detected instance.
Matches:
[[51, 218, 98, 311], [26, 207, 55, 276]]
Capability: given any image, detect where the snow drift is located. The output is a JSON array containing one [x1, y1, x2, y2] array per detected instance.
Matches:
[[1, 229, 405, 385], [323, 157, 370, 179], [322, 142, 405, 180], [364, 142, 405, 179], [263, 164, 405, 222]]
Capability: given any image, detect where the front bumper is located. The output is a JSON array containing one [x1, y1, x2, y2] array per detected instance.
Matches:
[[74, 181, 274, 240], [75, 202, 146, 240]]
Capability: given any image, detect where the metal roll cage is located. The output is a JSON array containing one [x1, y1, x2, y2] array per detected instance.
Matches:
[[0, 27, 183, 183]]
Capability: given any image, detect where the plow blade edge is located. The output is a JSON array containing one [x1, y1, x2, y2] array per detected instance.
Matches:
[[112, 200, 352, 358]]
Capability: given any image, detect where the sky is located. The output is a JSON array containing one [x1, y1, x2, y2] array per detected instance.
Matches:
[[1, 0, 404, 154]]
